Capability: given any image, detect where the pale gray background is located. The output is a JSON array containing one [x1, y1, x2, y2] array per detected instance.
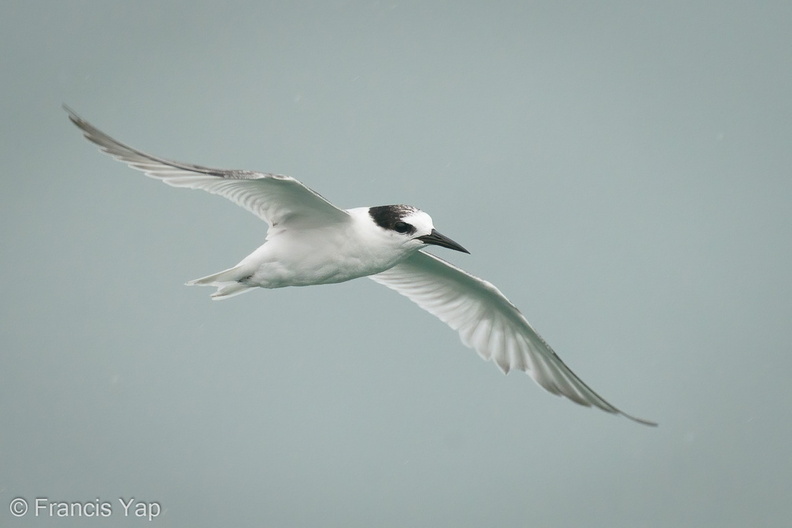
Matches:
[[2, 1, 791, 527]]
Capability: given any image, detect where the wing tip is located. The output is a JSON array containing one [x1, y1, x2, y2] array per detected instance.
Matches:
[[621, 412, 658, 427], [63, 103, 84, 128]]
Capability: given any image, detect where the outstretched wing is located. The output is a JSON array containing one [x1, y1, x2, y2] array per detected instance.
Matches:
[[370, 251, 656, 426], [65, 106, 350, 228]]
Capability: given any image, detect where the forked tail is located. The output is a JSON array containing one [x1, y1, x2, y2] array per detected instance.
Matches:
[[186, 264, 256, 300]]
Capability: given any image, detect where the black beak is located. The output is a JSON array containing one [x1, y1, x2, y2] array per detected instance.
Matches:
[[417, 229, 470, 254]]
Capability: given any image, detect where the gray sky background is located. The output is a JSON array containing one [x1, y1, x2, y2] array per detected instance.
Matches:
[[2, 1, 791, 527]]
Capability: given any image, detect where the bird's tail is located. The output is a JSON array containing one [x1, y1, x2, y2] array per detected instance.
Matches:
[[186, 264, 255, 300]]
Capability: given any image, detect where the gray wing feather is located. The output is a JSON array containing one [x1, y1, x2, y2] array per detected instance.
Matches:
[[370, 251, 656, 426], [65, 106, 349, 228]]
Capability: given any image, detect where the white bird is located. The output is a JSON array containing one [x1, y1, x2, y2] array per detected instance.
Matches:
[[65, 106, 656, 426]]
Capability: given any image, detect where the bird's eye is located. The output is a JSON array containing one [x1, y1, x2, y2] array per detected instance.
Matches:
[[394, 221, 412, 233]]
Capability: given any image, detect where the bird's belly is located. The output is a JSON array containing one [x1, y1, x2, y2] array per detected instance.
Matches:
[[255, 256, 380, 287], [244, 232, 403, 288]]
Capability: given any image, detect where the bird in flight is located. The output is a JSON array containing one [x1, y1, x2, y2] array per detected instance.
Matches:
[[65, 106, 655, 426]]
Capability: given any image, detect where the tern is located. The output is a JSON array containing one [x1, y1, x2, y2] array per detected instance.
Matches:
[[65, 106, 655, 426]]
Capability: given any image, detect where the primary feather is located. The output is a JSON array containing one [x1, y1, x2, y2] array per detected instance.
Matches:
[[371, 252, 656, 425]]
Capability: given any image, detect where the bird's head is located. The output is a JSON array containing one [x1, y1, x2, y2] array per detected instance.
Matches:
[[367, 205, 469, 255]]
